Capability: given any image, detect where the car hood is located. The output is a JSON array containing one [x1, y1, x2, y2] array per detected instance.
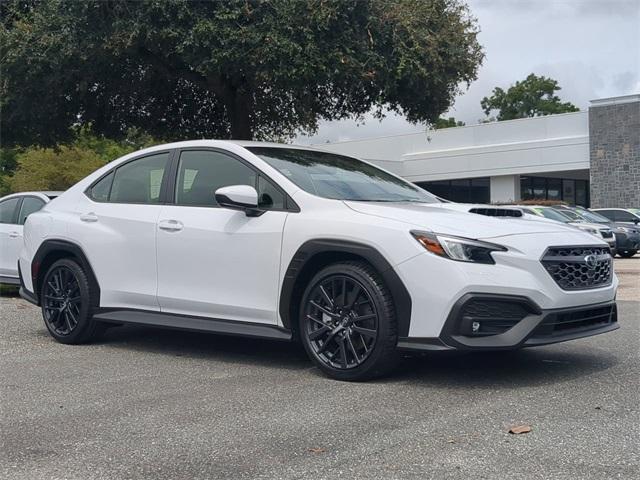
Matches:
[[344, 201, 575, 240]]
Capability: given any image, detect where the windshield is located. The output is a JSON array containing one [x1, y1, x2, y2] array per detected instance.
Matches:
[[532, 207, 572, 223], [629, 208, 640, 216], [247, 147, 439, 203], [554, 208, 582, 221], [574, 209, 610, 223]]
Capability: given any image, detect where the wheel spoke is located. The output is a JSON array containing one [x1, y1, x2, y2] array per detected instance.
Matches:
[[351, 314, 376, 323], [319, 285, 334, 308], [346, 284, 362, 309], [352, 326, 376, 338], [345, 332, 360, 364], [317, 328, 341, 354], [337, 336, 348, 368], [44, 295, 64, 302], [309, 301, 336, 318], [309, 325, 330, 341]]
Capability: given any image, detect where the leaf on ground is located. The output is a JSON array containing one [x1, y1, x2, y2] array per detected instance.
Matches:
[[509, 425, 532, 434], [307, 447, 326, 454]]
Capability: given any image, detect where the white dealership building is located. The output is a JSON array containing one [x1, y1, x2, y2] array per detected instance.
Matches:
[[318, 94, 640, 208]]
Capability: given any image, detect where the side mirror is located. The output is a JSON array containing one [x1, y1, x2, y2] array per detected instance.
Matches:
[[214, 185, 263, 217]]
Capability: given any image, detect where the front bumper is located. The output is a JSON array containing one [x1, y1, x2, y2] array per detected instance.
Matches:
[[614, 231, 640, 251], [397, 294, 618, 352]]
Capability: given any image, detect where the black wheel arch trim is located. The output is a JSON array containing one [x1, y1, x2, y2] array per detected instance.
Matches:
[[279, 239, 412, 337], [31, 239, 101, 309]]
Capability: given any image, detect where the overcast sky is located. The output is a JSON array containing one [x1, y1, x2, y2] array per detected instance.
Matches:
[[297, 0, 640, 144]]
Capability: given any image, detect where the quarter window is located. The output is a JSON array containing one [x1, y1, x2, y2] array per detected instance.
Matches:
[[18, 197, 45, 225], [89, 171, 114, 202], [109, 153, 170, 204], [0, 197, 21, 224]]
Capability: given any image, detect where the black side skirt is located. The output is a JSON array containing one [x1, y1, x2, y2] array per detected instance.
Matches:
[[93, 309, 292, 342]]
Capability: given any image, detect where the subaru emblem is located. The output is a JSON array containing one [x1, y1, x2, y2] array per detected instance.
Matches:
[[584, 254, 598, 270]]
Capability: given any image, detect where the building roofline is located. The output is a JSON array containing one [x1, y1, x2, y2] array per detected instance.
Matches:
[[590, 93, 640, 106]]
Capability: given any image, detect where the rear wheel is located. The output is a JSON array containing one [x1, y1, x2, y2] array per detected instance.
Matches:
[[299, 261, 400, 381], [41, 258, 104, 344], [618, 250, 637, 258]]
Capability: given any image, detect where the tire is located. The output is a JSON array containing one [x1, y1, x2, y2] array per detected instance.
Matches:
[[40, 258, 105, 344], [298, 261, 400, 381], [618, 250, 637, 258]]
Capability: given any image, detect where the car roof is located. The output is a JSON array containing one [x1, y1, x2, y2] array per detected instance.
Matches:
[[0, 191, 62, 201]]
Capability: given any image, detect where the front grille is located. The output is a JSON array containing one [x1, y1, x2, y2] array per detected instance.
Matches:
[[541, 246, 612, 290], [601, 230, 613, 239], [532, 304, 617, 338], [459, 299, 532, 336]]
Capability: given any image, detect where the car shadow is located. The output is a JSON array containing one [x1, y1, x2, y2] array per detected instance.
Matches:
[[97, 324, 621, 389]]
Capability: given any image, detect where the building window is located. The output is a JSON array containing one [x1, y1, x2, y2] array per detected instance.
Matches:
[[417, 177, 490, 203], [519, 176, 589, 207]]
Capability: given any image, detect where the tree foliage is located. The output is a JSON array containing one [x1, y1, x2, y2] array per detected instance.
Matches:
[[3, 128, 155, 193], [480, 74, 579, 121], [434, 116, 465, 129], [1, 0, 483, 144]]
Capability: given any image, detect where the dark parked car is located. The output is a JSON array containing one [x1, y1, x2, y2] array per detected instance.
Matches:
[[577, 208, 640, 258]]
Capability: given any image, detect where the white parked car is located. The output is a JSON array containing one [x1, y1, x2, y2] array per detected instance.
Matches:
[[476, 204, 617, 254], [19, 142, 618, 380], [0, 191, 61, 285]]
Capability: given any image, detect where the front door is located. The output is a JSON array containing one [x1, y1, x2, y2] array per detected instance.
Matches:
[[156, 149, 288, 324]]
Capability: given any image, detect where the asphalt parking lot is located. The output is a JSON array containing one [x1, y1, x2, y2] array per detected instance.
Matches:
[[1, 258, 638, 480]]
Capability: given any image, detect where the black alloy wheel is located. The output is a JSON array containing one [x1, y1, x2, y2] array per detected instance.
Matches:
[[304, 275, 378, 369], [41, 258, 105, 344], [299, 261, 400, 381], [43, 265, 82, 336]]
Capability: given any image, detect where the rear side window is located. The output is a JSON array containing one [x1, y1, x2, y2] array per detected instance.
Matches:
[[0, 197, 21, 224], [614, 210, 637, 222], [595, 210, 615, 221], [18, 197, 45, 225], [88, 153, 170, 204]]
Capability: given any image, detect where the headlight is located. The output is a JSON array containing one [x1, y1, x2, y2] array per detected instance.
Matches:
[[411, 231, 507, 264], [577, 226, 598, 235], [616, 226, 630, 233]]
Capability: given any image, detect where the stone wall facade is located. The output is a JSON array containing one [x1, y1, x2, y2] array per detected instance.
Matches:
[[589, 96, 640, 208]]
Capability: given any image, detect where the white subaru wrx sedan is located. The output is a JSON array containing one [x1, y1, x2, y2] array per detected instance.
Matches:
[[19, 141, 618, 381]]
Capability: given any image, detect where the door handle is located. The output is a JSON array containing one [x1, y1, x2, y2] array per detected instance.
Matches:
[[80, 212, 98, 223], [158, 219, 183, 232], [9, 231, 21, 238]]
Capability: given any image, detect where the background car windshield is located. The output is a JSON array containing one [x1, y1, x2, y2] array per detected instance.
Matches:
[[247, 147, 438, 203], [534, 207, 571, 223], [576, 209, 610, 223]]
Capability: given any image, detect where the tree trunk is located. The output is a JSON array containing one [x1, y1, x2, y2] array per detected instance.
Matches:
[[227, 89, 252, 140]]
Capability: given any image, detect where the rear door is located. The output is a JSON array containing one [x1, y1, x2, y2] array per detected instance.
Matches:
[[156, 148, 289, 324], [71, 151, 173, 310], [0, 196, 22, 278]]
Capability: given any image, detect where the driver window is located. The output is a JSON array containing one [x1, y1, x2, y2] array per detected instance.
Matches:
[[176, 150, 257, 207]]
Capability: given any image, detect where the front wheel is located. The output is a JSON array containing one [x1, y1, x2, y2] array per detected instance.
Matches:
[[618, 250, 637, 258], [41, 258, 105, 344], [299, 261, 400, 381]]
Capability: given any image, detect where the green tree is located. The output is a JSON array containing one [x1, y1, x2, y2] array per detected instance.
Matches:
[[7, 129, 155, 192], [434, 117, 465, 129], [1, 0, 483, 144], [480, 74, 579, 121]]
